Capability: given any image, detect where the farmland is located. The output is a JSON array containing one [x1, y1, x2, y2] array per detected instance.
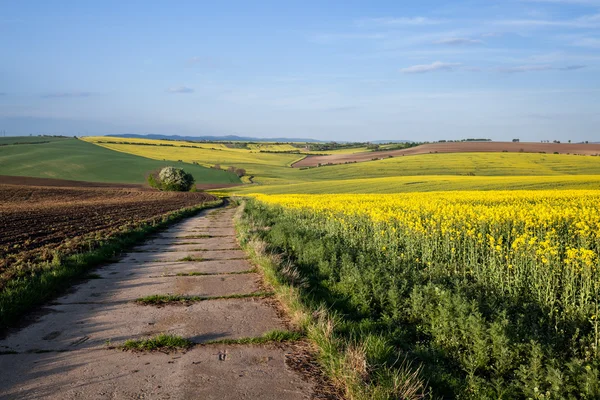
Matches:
[[84, 136, 600, 188], [0, 138, 240, 185], [0, 182, 220, 327], [231, 174, 600, 194], [293, 141, 600, 168], [241, 191, 600, 398], [4, 135, 600, 398]]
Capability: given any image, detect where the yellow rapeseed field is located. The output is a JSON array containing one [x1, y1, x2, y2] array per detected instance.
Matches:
[[250, 190, 600, 322]]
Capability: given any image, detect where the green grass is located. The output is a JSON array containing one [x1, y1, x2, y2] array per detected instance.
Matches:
[[0, 200, 222, 330], [118, 330, 301, 351], [136, 291, 274, 305], [235, 201, 428, 399], [120, 333, 193, 351], [205, 329, 303, 345], [0, 138, 240, 185]]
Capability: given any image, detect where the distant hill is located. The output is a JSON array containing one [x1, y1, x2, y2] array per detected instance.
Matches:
[[106, 134, 323, 143], [371, 140, 413, 144]]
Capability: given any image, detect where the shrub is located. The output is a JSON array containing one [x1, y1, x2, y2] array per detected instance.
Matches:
[[147, 166, 195, 191], [235, 168, 246, 177]]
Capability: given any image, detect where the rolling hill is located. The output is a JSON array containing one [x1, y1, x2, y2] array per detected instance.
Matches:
[[0, 138, 240, 185]]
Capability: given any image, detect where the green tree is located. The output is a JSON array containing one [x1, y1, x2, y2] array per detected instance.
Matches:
[[147, 166, 195, 191]]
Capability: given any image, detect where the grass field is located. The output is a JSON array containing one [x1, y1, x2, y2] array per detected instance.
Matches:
[[0, 138, 240, 185]]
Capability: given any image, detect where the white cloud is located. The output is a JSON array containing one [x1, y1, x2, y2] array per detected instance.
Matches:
[[434, 37, 484, 45], [167, 86, 194, 93], [400, 61, 462, 74]]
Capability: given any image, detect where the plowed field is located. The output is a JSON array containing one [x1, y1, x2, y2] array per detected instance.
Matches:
[[0, 184, 217, 284]]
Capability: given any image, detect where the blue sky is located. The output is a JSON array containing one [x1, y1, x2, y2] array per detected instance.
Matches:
[[1, 0, 599, 142]]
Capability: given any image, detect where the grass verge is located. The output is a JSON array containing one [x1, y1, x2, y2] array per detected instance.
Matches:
[[136, 291, 273, 305], [0, 200, 222, 330], [233, 199, 429, 400], [120, 333, 193, 351], [118, 330, 301, 352], [205, 329, 303, 345]]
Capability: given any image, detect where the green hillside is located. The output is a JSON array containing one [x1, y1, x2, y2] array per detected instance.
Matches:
[[0, 136, 71, 145], [0, 138, 240, 185]]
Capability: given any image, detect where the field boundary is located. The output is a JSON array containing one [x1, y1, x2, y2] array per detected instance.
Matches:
[[0, 199, 223, 332]]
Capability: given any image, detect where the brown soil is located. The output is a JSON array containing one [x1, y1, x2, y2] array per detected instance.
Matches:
[[0, 184, 217, 281], [292, 141, 600, 168], [0, 175, 242, 191]]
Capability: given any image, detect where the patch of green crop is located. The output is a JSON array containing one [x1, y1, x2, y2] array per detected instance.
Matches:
[[120, 334, 193, 351]]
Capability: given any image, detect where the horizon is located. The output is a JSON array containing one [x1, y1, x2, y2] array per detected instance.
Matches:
[[3, 133, 596, 144], [1, 1, 599, 142]]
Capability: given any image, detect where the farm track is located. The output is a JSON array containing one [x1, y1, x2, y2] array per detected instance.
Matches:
[[0, 184, 216, 275], [292, 141, 600, 167], [0, 205, 324, 399]]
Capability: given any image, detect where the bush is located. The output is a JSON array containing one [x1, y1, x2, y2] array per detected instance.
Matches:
[[235, 168, 246, 177], [147, 166, 195, 191]]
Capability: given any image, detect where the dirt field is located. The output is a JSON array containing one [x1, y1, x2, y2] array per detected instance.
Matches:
[[0, 175, 241, 191], [292, 141, 600, 168], [0, 184, 217, 284]]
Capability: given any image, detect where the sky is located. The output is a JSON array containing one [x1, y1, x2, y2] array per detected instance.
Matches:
[[1, 0, 599, 142]]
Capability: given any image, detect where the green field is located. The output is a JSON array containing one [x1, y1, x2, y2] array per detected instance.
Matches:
[[0, 138, 240, 184], [0, 136, 71, 145]]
